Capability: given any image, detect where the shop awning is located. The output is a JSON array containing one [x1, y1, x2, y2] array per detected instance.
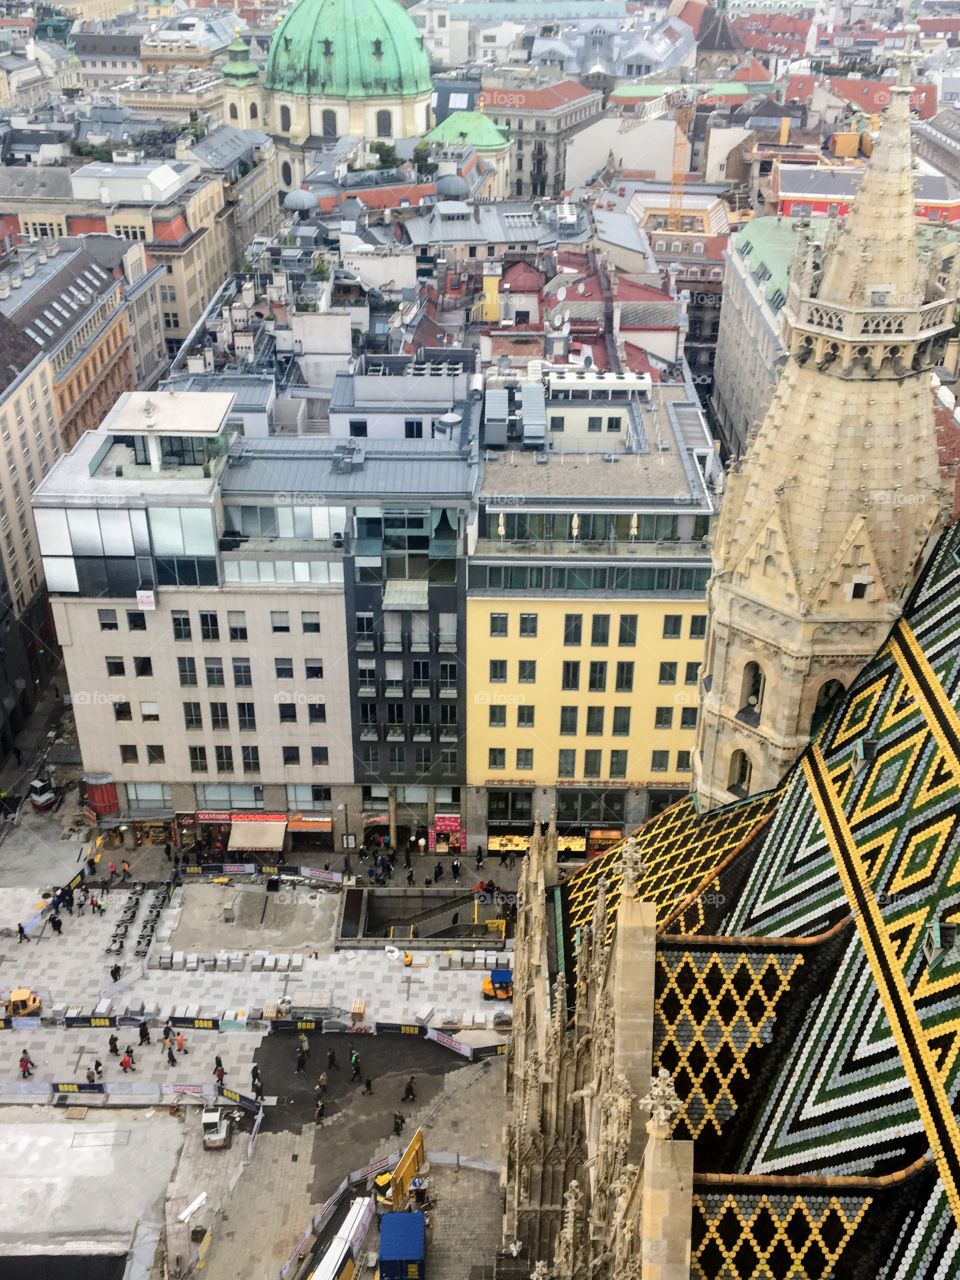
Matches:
[[382, 579, 429, 611], [287, 815, 333, 833], [228, 820, 287, 853]]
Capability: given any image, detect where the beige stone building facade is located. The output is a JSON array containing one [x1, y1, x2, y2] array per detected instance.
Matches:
[[695, 76, 955, 809]]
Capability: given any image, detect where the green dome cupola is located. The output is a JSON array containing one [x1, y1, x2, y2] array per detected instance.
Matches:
[[222, 30, 260, 83], [265, 0, 432, 100]]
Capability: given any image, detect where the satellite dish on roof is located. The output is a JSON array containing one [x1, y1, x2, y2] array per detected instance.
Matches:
[[562, 322, 570, 335], [563, 309, 570, 324], [556, 285, 567, 302]]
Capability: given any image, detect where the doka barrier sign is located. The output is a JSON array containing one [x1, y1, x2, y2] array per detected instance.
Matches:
[[178, 863, 343, 885], [218, 1085, 261, 1114]]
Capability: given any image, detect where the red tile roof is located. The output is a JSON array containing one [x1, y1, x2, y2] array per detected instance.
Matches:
[[733, 57, 773, 82], [615, 276, 673, 302], [501, 261, 544, 293], [919, 16, 960, 35], [784, 75, 938, 120], [480, 81, 596, 112], [935, 400, 960, 516], [674, 0, 708, 38]]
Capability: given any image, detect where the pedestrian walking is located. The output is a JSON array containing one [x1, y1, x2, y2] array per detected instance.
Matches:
[[166, 1045, 177, 1067], [163, 1021, 172, 1041], [164, 841, 172, 862], [402, 1076, 416, 1102], [138, 1021, 151, 1045], [315, 1098, 325, 1124], [508, 850, 517, 871], [393, 1112, 405, 1137], [476, 847, 484, 870], [86, 855, 97, 878], [327, 1047, 338, 1070], [16, 923, 26, 943], [176, 1032, 188, 1055], [298, 1031, 309, 1057], [108, 1034, 119, 1056], [120, 860, 131, 882], [90, 895, 103, 916], [404, 849, 411, 870], [50, 915, 63, 935], [451, 858, 461, 882], [434, 861, 444, 883], [86, 1068, 96, 1084], [77, 891, 86, 917], [214, 1065, 226, 1086], [406, 869, 415, 886], [173, 853, 180, 871], [295, 1049, 307, 1075], [19, 1051, 35, 1079], [362, 1077, 373, 1095], [317, 1070, 327, 1096], [125, 1045, 136, 1065], [251, 1063, 261, 1090], [161, 1031, 172, 1056], [110, 964, 122, 983], [253, 1076, 264, 1102], [349, 1048, 360, 1079], [94, 1059, 103, 1078], [120, 1052, 135, 1073]]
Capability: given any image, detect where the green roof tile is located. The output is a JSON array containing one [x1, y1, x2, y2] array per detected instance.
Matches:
[[424, 110, 509, 151]]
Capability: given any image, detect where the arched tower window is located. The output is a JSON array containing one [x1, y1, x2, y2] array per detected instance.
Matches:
[[738, 661, 765, 724], [281, 161, 292, 187], [322, 109, 337, 138], [811, 679, 845, 736], [280, 104, 291, 132], [763, 554, 776, 577], [728, 750, 753, 798], [250, 103, 258, 120], [376, 109, 392, 138], [228, 102, 238, 120]]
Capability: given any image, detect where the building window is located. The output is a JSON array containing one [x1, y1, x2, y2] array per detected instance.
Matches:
[[517, 705, 534, 727], [685, 661, 700, 685], [283, 746, 300, 766], [250, 104, 258, 121], [663, 614, 682, 638], [237, 703, 256, 731], [305, 660, 324, 679], [376, 109, 393, 138], [98, 608, 118, 631], [740, 661, 765, 717], [564, 613, 582, 645], [280, 104, 291, 132], [308, 703, 326, 724], [655, 706, 673, 729], [205, 657, 225, 687], [619, 615, 637, 646], [612, 706, 631, 736], [587, 415, 602, 432], [404, 419, 423, 439], [200, 611, 219, 641], [583, 750, 601, 778], [233, 658, 252, 687], [677, 750, 692, 772], [728, 749, 752, 797], [147, 744, 165, 765], [189, 746, 207, 773], [388, 746, 405, 772], [519, 613, 538, 637], [271, 610, 290, 633], [651, 750, 669, 772], [558, 749, 575, 778], [228, 611, 247, 641], [586, 706, 604, 735], [607, 416, 621, 432], [560, 706, 578, 735], [216, 745, 233, 773], [322, 108, 337, 137], [561, 661, 580, 691], [134, 656, 153, 678], [349, 419, 368, 438], [490, 660, 507, 682], [140, 702, 159, 722], [591, 614, 609, 646], [489, 705, 507, 727], [302, 611, 321, 634], [106, 656, 125, 677], [210, 702, 229, 731], [690, 615, 707, 638], [489, 748, 505, 769], [312, 747, 329, 766], [681, 707, 698, 729], [281, 161, 292, 186], [242, 746, 260, 774], [490, 612, 508, 636], [177, 657, 197, 687], [114, 701, 132, 722], [550, 415, 564, 432], [659, 662, 677, 684], [127, 610, 146, 631], [279, 703, 297, 723], [183, 702, 202, 730], [519, 660, 536, 683], [516, 748, 533, 770], [229, 103, 238, 121], [609, 750, 627, 779], [615, 662, 634, 693], [172, 611, 191, 641], [120, 745, 138, 764], [588, 662, 607, 692]]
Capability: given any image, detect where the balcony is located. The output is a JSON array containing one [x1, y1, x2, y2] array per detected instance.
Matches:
[[383, 634, 405, 653], [360, 726, 378, 741], [356, 634, 376, 652], [439, 684, 458, 699], [412, 683, 432, 698], [358, 682, 377, 697], [429, 536, 459, 559], [473, 538, 709, 560], [438, 632, 458, 653], [386, 725, 406, 741], [439, 727, 459, 742], [385, 680, 405, 698], [410, 637, 431, 654], [413, 726, 432, 742]]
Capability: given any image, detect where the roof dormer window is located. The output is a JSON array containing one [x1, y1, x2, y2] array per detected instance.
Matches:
[[323, 39, 333, 56], [372, 38, 383, 57]]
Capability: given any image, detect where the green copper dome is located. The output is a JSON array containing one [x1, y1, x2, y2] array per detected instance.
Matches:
[[223, 33, 260, 83], [265, 0, 432, 100], [424, 110, 509, 151]]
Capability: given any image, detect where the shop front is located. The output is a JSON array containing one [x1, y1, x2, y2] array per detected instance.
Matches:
[[429, 814, 464, 855], [227, 813, 288, 860], [287, 812, 334, 854]]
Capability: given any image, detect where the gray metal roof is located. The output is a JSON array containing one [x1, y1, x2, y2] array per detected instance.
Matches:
[[778, 164, 960, 201], [162, 373, 275, 411], [220, 438, 478, 500]]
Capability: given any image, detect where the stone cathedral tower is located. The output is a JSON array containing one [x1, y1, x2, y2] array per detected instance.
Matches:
[[695, 36, 956, 810]]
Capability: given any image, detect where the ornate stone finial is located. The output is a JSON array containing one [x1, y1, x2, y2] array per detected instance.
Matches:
[[143, 398, 156, 418], [619, 835, 643, 892], [530, 1263, 550, 1280], [638, 1067, 680, 1132]]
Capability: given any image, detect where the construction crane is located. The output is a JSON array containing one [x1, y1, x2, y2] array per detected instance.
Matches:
[[617, 86, 697, 231]]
